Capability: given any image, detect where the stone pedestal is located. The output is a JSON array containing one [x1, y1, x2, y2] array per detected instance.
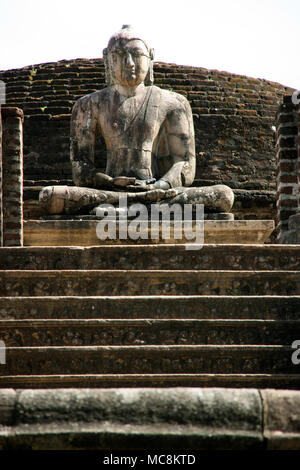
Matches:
[[23, 219, 274, 246]]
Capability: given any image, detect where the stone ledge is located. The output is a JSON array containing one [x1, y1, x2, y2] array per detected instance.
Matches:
[[0, 388, 262, 450], [0, 388, 300, 449], [23, 219, 274, 246], [1, 107, 24, 119]]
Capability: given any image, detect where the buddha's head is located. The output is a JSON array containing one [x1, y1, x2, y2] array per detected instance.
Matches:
[[103, 25, 154, 87]]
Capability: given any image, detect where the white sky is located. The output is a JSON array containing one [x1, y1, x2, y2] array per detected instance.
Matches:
[[1, 0, 299, 89]]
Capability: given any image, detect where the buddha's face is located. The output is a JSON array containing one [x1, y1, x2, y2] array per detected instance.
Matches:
[[109, 39, 151, 87]]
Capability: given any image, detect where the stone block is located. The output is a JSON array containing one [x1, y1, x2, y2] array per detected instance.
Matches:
[[288, 213, 300, 230], [23, 219, 274, 246], [0, 389, 16, 425], [262, 389, 300, 449], [0, 388, 263, 449]]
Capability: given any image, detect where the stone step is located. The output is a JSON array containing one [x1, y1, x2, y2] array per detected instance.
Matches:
[[0, 373, 299, 389], [1, 270, 299, 296], [1, 319, 299, 346], [1, 295, 299, 320], [0, 345, 295, 375], [1, 245, 299, 270]]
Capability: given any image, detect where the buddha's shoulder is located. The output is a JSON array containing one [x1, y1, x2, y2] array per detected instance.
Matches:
[[155, 86, 191, 111], [73, 87, 112, 108]]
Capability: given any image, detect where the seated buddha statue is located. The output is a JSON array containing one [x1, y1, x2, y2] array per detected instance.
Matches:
[[39, 25, 234, 215]]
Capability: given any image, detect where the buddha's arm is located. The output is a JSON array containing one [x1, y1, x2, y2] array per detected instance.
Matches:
[[70, 95, 112, 188], [159, 97, 196, 188]]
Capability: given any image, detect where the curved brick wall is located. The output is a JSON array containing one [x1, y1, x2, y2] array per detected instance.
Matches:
[[0, 58, 294, 191]]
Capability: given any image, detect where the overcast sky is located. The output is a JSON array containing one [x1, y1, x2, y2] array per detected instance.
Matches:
[[1, 0, 299, 89]]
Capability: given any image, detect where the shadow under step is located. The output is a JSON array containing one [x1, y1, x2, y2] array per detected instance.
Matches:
[[1, 345, 297, 375], [0, 373, 299, 389]]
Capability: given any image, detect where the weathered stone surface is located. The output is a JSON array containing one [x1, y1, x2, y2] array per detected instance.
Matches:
[[23, 219, 274, 245], [39, 25, 234, 216], [0, 389, 16, 425], [1, 374, 299, 390], [0, 295, 300, 320], [0, 269, 299, 296], [280, 213, 300, 244], [288, 213, 300, 230], [0, 388, 263, 449], [0, 244, 299, 271], [0, 60, 293, 191], [276, 97, 299, 241], [2, 388, 300, 449], [1, 107, 23, 246], [0, 295, 299, 320], [0, 241, 298, 391], [1, 318, 299, 347], [0, 345, 295, 375], [262, 390, 300, 449], [280, 229, 300, 244]]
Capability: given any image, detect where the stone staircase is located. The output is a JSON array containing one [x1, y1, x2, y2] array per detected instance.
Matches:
[[0, 244, 299, 389]]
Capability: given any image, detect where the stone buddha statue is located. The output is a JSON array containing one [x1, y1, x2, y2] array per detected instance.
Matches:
[[39, 25, 234, 215]]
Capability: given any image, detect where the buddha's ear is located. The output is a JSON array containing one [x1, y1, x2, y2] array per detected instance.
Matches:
[[149, 48, 155, 61], [103, 48, 113, 86], [145, 60, 154, 86], [144, 48, 154, 86]]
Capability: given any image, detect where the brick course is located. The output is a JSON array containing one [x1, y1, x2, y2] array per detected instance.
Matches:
[[276, 95, 300, 241], [1, 107, 23, 246], [0, 58, 294, 190]]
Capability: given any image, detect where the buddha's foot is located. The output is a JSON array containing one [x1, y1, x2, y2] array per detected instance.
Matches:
[[39, 185, 178, 215], [168, 185, 234, 213]]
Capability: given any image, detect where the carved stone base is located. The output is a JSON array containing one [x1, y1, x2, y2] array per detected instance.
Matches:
[[24, 219, 274, 245]]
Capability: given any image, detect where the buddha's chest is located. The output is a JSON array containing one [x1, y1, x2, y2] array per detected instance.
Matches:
[[99, 87, 161, 150]]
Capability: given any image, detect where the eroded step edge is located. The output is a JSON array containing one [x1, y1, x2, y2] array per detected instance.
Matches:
[[1, 345, 296, 375], [0, 373, 299, 389]]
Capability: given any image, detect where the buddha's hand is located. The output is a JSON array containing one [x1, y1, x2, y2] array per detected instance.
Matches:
[[112, 177, 156, 188], [113, 176, 137, 187], [125, 178, 157, 191], [148, 179, 171, 190], [95, 172, 114, 188], [126, 179, 171, 191]]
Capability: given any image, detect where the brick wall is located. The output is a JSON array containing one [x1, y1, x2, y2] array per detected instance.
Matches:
[[0, 107, 2, 245], [298, 103, 300, 209], [0, 59, 294, 190], [276, 95, 299, 241], [1, 107, 23, 246]]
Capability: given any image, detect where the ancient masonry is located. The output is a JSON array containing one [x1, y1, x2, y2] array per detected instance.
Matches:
[[0, 59, 295, 224], [276, 94, 300, 241], [0, 60, 300, 450], [0, 107, 23, 246]]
